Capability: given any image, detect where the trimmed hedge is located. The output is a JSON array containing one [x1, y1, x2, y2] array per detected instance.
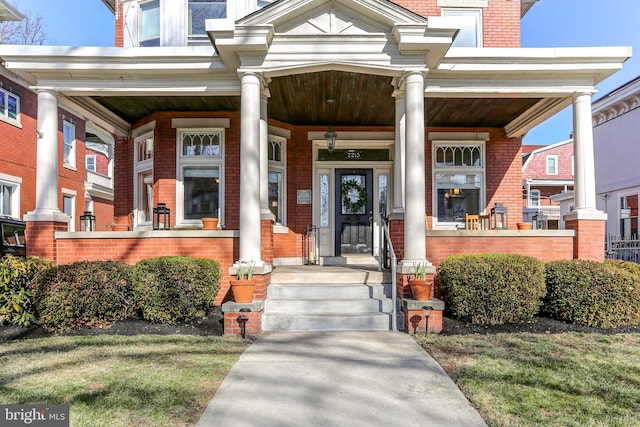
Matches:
[[132, 256, 220, 324], [0, 255, 52, 326], [436, 253, 546, 325], [545, 260, 640, 328], [33, 260, 134, 332]]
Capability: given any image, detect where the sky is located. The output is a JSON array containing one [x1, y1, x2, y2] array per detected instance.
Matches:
[[12, 0, 640, 146]]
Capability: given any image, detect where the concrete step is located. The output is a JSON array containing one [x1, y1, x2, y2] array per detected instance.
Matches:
[[262, 312, 392, 331], [267, 283, 390, 300], [271, 266, 391, 285], [264, 296, 393, 314]]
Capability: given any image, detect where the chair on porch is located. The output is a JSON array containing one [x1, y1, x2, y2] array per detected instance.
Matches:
[[465, 214, 489, 230]]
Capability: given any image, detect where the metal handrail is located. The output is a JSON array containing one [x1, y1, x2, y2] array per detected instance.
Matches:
[[378, 216, 397, 331]]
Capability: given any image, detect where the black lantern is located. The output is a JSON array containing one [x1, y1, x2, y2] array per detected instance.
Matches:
[[153, 203, 170, 230], [80, 211, 96, 232], [491, 203, 508, 230]]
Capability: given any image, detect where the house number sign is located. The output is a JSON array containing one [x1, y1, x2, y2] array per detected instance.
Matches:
[[345, 150, 362, 160]]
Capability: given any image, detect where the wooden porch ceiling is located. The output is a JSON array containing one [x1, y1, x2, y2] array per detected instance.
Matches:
[[89, 70, 541, 129]]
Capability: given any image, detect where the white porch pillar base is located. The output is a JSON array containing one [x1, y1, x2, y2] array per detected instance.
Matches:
[[239, 72, 264, 262], [30, 89, 61, 217], [564, 209, 607, 222], [403, 72, 427, 261]]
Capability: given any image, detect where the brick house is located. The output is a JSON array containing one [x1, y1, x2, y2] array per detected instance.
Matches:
[[522, 139, 574, 228], [0, 0, 630, 333]]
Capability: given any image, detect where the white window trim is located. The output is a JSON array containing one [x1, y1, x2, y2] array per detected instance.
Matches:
[[138, 0, 161, 47], [529, 189, 541, 208], [63, 120, 76, 170], [268, 135, 287, 226], [0, 86, 21, 128], [133, 132, 154, 228], [62, 188, 77, 232], [546, 155, 558, 175], [0, 172, 21, 218], [175, 128, 225, 228], [432, 141, 486, 229], [442, 8, 483, 48], [86, 155, 97, 172]]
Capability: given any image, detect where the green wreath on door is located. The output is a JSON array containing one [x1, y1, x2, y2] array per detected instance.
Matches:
[[341, 179, 368, 213]]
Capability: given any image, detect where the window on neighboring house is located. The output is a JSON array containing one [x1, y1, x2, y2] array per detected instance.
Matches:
[[442, 9, 482, 47], [63, 121, 76, 168], [529, 189, 541, 207], [134, 136, 154, 227], [0, 87, 20, 123], [140, 0, 160, 46], [433, 143, 485, 226], [620, 194, 638, 238], [62, 192, 75, 232], [188, 0, 226, 37], [546, 155, 558, 175], [268, 136, 286, 225], [177, 130, 224, 226], [86, 155, 96, 172]]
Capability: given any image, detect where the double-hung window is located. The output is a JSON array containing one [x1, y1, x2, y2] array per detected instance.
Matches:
[[140, 0, 160, 46], [63, 121, 76, 168], [546, 155, 558, 175], [0, 174, 20, 217], [134, 135, 154, 227], [442, 8, 483, 47], [188, 0, 226, 39], [620, 194, 638, 238], [177, 130, 224, 226], [268, 136, 286, 225], [0, 87, 20, 124], [62, 190, 75, 232], [433, 142, 485, 227], [86, 155, 97, 172], [529, 189, 541, 207]]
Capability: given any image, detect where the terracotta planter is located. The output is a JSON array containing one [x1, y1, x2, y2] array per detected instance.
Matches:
[[230, 279, 255, 303], [111, 224, 129, 231], [517, 222, 532, 230], [202, 217, 219, 230], [410, 279, 433, 301]]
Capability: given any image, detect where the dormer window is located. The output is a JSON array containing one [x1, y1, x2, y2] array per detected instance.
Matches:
[[140, 0, 160, 47], [189, 0, 226, 37]]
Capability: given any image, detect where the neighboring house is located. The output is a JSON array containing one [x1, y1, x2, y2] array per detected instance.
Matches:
[[592, 76, 640, 238], [522, 140, 574, 228], [0, 0, 629, 333]]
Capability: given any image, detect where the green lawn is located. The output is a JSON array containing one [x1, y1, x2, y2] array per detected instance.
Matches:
[[0, 335, 250, 427], [415, 332, 640, 427]]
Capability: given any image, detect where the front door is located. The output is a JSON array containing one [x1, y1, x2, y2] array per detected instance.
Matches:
[[335, 169, 373, 255]]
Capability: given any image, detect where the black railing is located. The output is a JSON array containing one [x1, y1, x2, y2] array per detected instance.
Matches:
[[303, 224, 319, 265], [606, 234, 640, 263]]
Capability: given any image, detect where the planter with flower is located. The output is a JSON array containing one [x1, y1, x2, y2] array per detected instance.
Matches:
[[410, 262, 433, 301], [230, 261, 255, 303]]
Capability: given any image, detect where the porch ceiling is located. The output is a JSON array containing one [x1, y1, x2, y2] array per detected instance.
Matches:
[[88, 70, 542, 128]]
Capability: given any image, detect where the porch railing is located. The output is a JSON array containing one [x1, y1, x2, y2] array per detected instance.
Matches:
[[605, 233, 640, 263], [378, 215, 397, 331]]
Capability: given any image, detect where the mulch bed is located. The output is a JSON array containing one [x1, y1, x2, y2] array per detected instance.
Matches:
[[2, 310, 640, 342]]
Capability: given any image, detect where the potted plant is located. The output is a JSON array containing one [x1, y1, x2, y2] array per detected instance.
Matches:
[[230, 261, 255, 303], [516, 222, 532, 230], [201, 217, 219, 230], [410, 262, 433, 301]]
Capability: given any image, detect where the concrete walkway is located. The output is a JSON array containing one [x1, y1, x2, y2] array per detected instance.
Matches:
[[197, 331, 487, 427]]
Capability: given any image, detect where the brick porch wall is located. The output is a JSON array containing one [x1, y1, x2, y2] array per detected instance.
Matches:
[[565, 218, 606, 262]]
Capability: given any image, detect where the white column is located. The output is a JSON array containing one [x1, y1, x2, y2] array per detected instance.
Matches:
[[393, 89, 406, 214], [239, 72, 263, 262], [403, 72, 427, 261], [34, 89, 61, 215], [572, 92, 597, 211], [259, 86, 271, 215]]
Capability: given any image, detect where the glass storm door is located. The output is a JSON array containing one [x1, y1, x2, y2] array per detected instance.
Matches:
[[335, 169, 373, 255]]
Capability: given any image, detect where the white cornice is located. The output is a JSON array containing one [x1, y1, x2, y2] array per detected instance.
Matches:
[[592, 76, 640, 126]]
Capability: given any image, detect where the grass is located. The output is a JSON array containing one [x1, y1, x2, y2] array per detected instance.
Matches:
[[414, 332, 640, 427], [0, 334, 250, 427]]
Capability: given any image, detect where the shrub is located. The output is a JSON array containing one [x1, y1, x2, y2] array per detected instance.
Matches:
[[436, 253, 546, 325], [0, 255, 52, 327], [132, 256, 220, 324], [33, 260, 134, 332], [545, 260, 640, 328]]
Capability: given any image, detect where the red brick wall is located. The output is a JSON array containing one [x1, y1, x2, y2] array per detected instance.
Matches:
[[59, 111, 89, 231], [92, 197, 115, 231], [0, 76, 37, 219], [565, 219, 606, 262], [26, 220, 68, 261], [425, 232, 575, 266], [392, 0, 521, 47], [522, 142, 574, 180], [115, 0, 123, 47]]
